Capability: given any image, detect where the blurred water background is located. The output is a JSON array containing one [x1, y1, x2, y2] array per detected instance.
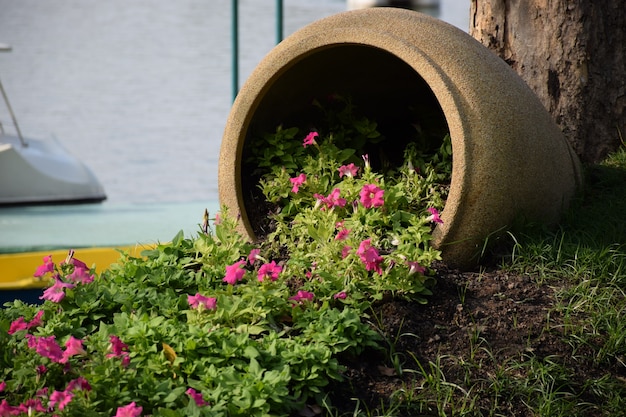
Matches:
[[0, 0, 469, 250]]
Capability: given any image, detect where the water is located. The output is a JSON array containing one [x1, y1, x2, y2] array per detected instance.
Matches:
[[0, 0, 469, 204], [0, 0, 469, 250]]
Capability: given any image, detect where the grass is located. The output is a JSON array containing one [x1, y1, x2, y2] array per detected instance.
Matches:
[[351, 148, 626, 416]]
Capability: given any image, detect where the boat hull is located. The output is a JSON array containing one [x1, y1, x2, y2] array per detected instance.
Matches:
[[0, 134, 106, 205]]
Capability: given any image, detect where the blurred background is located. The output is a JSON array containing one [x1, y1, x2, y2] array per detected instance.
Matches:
[[0, 0, 469, 251]]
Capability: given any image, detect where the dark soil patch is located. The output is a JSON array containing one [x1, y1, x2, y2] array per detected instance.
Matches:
[[325, 263, 619, 416]]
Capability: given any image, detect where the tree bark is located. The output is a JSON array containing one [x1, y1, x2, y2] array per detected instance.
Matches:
[[470, 0, 626, 163]]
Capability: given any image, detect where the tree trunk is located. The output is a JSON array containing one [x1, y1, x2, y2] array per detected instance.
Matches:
[[469, 0, 626, 163]]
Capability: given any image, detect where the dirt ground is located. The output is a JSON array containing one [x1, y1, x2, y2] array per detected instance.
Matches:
[[324, 262, 623, 416]]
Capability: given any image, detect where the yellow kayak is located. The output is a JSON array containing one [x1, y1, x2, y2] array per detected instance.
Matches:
[[0, 244, 153, 290]]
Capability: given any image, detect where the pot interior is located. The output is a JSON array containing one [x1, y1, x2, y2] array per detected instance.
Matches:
[[241, 44, 450, 238]]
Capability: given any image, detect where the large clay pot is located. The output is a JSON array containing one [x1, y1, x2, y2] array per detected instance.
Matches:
[[218, 8, 582, 268]]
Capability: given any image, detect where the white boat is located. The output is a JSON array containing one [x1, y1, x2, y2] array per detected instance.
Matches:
[[0, 43, 106, 206]]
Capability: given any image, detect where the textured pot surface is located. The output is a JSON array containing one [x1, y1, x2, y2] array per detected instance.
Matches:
[[219, 8, 582, 268]]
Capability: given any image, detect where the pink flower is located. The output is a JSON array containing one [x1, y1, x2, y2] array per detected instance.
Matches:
[[114, 402, 143, 417], [40, 277, 75, 303], [289, 173, 307, 193], [107, 335, 131, 366], [427, 207, 443, 224], [108, 335, 129, 355], [0, 399, 19, 416], [356, 239, 383, 275], [49, 389, 74, 411], [0, 381, 6, 392], [67, 266, 94, 284], [222, 260, 247, 285], [17, 398, 45, 414], [186, 388, 209, 406], [214, 212, 222, 225], [338, 163, 359, 178], [335, 228, 350, 241], [248, 248, 261, 265], [9, 310, 43, 334], [61, 336, 86, 363], [34, 255, 54, 277], [29, 310, 45, 328], [327, 188, 346, 208], [257, 261, 282, 282], [359, 184, 384, 208], [407, 261, 426, 275], [66, 377, 91, 392], [188, 293, 217, 311], [303, 131, 318, 147], [341, 246, 352, 259], [63, 251, 88, 271], [289, 290, 315, 304], [28, 335, 64, 363], [8, 317, 28, 335], [315, 188, 346, 210], [333, 291, 347, 300]]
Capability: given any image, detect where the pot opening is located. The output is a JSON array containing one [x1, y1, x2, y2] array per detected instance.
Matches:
[[241, 44, 450, 239]]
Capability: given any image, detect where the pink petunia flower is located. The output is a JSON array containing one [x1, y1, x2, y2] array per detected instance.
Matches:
[[114, 402, 143, 417], [49, 389, 74, 411], [61, 336, 87, 363], [327, 188, 346, 208], [302, 131, 319, 147], [359, 184, 385, 209], [0, 399, 18, 416], [40, 277, 75, 303], [17, 398, 46, 414], [407, 261, 427, 275], [8, 309, 45, 335], [222, 260, 247, 285], [0, 381, 5, 392], [65, 377, 91, 392], [289, 173, 307, 193], [289, 290, 315, 304], [341, 245, 352, 259], [427, 207, 444, 224], [257, 261, 282, 282], [28, 335, 64, 363], [34, 255, 55, 277], [356, 239, 383, 275], [338, 163, 359, 178], [335, 228, 350, 241], [333, 291, 347, 300], [67, 266, 94, 285], [248, 248, 261, 265], [107, 335, 131, 367], [62, 251, 88, 271], [8, 317, 28, 335], [187, 293, 217, 311], [315, 188, 346, 210], [29, 310, 45, 329], [186, 388, 209, 406]]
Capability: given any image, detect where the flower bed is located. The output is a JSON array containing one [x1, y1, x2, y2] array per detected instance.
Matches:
[[0, 98, 452, 416]]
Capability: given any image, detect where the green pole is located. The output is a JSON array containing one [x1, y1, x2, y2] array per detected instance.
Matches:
[[276, 0, 283, 44], [232, 0, 239, 102]]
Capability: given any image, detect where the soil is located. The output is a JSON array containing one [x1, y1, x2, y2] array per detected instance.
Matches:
[[321, 262, 624, 416]]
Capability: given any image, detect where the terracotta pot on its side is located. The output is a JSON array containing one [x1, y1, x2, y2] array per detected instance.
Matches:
[[218, 8, 582, 269]]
